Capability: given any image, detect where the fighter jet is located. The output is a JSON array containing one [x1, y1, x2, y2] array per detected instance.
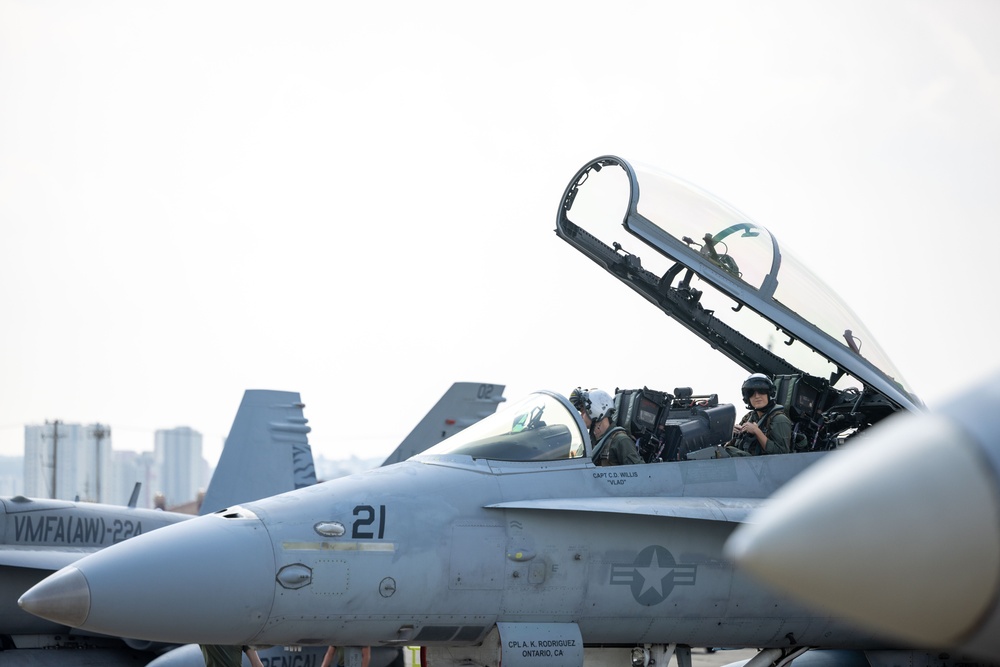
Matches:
[[725, 370, 1000, 663], [23, 157, 967, 667]]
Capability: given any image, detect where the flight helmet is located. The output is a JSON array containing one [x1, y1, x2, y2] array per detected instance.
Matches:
[[584, 389, 615, 422], [741, 373, 776, 408], [569, 388, 615, 422]]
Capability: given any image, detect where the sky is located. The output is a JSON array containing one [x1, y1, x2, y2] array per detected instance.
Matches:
[[2, 1, 998, 465]]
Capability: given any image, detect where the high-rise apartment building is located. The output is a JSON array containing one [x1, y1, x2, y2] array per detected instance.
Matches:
[[154, 426, 206, 508], [23, 421, 113, 502]]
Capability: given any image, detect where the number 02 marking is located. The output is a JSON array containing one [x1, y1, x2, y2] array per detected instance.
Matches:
[[352, 504, 386, 539]]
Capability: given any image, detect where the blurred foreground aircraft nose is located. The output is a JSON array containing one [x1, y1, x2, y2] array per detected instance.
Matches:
[[725, 371, 1000, 660], [19, 507, 275, 645]]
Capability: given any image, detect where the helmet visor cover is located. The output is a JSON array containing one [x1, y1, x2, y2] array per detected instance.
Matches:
[[569, 388, 614, 422], [742, 373, 775, 403]]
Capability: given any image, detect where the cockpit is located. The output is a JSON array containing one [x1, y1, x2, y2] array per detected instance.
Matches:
[[418, 388, 737, 464], [423, 156, 922, 466]]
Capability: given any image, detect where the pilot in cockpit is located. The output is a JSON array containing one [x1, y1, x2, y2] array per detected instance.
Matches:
[[570, 388, 642, 466], [725, 373, 792, 456]]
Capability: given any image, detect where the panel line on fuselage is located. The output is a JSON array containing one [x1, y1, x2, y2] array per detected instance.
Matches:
[[281, 541, 396, 552]]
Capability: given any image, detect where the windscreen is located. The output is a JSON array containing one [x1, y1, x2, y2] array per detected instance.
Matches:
[[420, 392, 587, 462]]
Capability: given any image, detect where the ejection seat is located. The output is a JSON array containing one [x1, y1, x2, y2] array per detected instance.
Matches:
[[772, 374, 824, 452]]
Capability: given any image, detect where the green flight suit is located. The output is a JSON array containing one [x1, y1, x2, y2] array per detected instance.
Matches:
[[727, 406, 792, 456], [594, 426, 642, 466]]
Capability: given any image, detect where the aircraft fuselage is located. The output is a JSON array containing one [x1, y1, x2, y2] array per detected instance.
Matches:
[[254, 454, 884, 649], [38, 451, 887, 652]]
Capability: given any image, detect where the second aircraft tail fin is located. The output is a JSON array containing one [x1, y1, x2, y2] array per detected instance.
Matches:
[[380, 382, 506, 467], [200, 390, 316, 515]]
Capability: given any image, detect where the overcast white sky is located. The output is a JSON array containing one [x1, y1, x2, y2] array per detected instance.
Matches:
[[2, 1, 998, 464]]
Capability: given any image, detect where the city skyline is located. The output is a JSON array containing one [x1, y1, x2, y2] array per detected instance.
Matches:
[[1, 421, 380, 503], [17, 421, 206, 509]]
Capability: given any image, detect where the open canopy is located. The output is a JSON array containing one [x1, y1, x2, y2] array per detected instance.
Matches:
[[555, 156, 919, 414]]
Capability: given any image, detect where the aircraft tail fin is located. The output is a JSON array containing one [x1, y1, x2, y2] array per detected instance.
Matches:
[[380, 382, 506, 466], [200, 390, 315, 515]]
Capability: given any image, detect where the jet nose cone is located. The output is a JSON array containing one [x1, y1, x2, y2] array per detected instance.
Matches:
[[726, 410, 1000, 649], [19, 508, 276, 645], [18, 566, 91, 628]]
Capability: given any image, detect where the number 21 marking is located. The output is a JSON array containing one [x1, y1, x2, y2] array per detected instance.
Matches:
[[352, 504, 386, 539]]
